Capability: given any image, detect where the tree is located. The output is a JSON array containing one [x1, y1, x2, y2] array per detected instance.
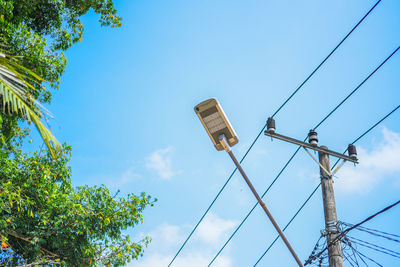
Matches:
[[0, 0, 122, 91], [0, 0, 122, 146], [0, 134, 154, 266], [0, 0, 155, 265], [0, 48, 61, 158]]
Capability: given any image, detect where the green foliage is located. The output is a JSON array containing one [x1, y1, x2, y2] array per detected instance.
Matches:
[[0, 0, 122, 155], [0, 1, 155, 265], [0, 132, 155, 266], [0, 0, 122, 99], [0, 48, 61, 158]]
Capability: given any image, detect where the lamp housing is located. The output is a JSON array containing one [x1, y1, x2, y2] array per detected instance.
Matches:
[[194, 98, 239, 151]]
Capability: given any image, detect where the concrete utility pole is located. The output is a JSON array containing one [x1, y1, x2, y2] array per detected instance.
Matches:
[[319, 148, 343, 267], [264, 117, 358, 267]]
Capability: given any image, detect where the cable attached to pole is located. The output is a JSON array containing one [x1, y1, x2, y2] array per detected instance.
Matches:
[[210, 44, 400, 265], [256, 104, 400, 266], [307, 199, 400, 265], [169, 1, 383, 265]]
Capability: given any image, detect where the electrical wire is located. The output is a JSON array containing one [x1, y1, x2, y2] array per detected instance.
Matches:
[[271, 0, 381, 118], [345, 238, 377, 267], [308, 199, 400, 265], [306, 231, 394, 266], [254, 184, 321, 266], [347, 237, 361, 266], [343, 250, 356, 267], [257, 103, 400, 266], [168, 1, 382, 265], [349, 224, 400, 239], [341, 221, 400, 243], [350, 242, 370, 267], [340, 200, 400, 239], [344, 252, 357, 267], [342, 238, 360, 267], [347, 236, 400, 258], [210, 44, 400, 266], [347, 240, 384, 267]]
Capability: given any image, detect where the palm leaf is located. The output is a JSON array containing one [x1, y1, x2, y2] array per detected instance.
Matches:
[[0, 50, 61, 158]]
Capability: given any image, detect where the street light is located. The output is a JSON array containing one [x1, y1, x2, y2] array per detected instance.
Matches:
[[194, 98, 304, 267], [194, 98, 238, 151]]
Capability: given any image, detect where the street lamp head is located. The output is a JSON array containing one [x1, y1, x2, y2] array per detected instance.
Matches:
[[194, 98, 239, 151]]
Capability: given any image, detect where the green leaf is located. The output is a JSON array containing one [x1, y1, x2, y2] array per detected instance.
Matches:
[[0, 50, 61, 158]]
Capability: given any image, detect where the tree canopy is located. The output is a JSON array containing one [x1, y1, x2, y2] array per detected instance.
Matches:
[[1, 133, 154, 266], [0, 0, 122, 152], [0, 48, 61, 158], [0, 1, 155, 265], [1, 0, 122, 95]]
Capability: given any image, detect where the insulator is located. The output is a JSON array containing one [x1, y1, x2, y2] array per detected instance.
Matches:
[[266, 117, 276, 133], [308, 130, 318, 146], [348, 144, 357, 159]]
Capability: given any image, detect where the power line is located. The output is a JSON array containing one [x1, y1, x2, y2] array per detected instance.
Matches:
[[168, 1, 382, 265], [351, 105, 400, 145], [168, 0, 381, 266], [208, 148, 301, 266], [254, 184, 321, 266], [349, 241, 372, 266], [347, 236, 400, 258], [340, 200, 400, 239], [342, 239, 358, 267], [255, 103, 400, 266], [345, 238, 383, 267], [314, 44, 400, 130], [210, 45, 400, 266], [344, 237, 361, 267], [308, 199, 400, 265], [341, 222, 400, 243], [167, 126, 266, 266], [271, 0, 381, 118]]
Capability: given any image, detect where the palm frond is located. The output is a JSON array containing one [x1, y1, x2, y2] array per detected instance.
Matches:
[[0, 51, 61, 158]]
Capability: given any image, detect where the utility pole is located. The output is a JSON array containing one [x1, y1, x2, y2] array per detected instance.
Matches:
[[264, 117, 358, 267], [319, 148, 343, 267]]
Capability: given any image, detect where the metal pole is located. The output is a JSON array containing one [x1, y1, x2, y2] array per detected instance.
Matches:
[[219, 137, 303, 267], [318, 147, 343, 267]]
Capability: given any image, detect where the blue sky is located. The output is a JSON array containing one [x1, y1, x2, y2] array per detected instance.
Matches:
[[34, 0, 400, 266]]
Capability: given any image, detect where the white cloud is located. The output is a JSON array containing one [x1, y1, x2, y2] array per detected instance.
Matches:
[[196, 213, 238, 246], [131, 252, 232, 267], [335, 127, 400, 194], [147, 223, 184, 248], [106, 169, 141, 189], [85, 167, 141, 189], [130, 213, 238, 267], [145, 147, 176, 179]]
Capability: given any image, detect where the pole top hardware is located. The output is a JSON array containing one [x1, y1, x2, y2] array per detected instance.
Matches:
[[266, 117, 276, 133], [264, 130, 358, 163], [308, 130, 318, 146]]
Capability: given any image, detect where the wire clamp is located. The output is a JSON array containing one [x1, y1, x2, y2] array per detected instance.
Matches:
[[320, 174, 331, 180], [325, 221, 340, 235]]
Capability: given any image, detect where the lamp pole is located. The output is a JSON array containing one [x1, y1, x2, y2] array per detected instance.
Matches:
[[219, 135, 304, 267], [194, 99, 303, 266]]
